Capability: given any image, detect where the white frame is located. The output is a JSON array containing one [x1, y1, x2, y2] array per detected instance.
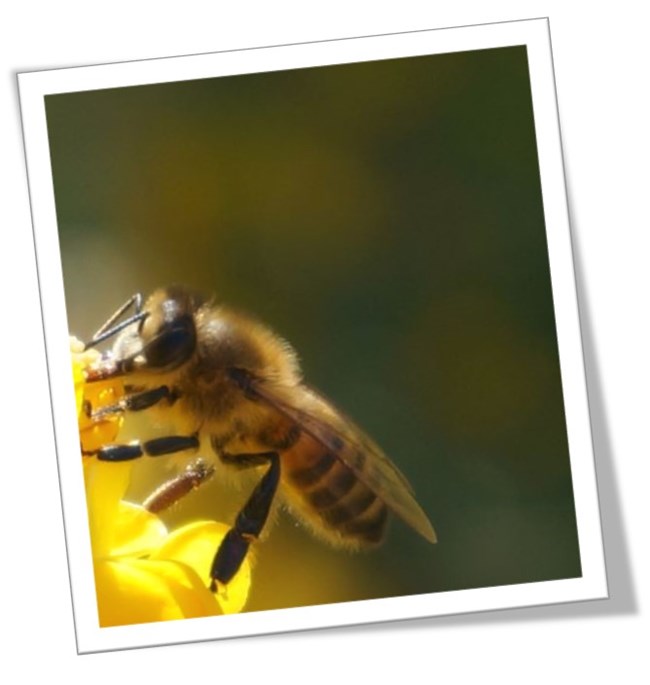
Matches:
[[18, 17, 607, 654]]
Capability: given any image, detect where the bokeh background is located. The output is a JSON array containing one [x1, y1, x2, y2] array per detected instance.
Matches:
[[45, 44, 581, 614]]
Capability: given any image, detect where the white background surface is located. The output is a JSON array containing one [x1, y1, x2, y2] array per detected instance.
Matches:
[[1, 1, 647, 682]]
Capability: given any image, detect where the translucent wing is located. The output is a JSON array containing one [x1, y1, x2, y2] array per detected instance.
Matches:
[[243, 373, 437, 543]]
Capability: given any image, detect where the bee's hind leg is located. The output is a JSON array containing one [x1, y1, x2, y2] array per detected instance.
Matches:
[[209, 451, 280, 592]]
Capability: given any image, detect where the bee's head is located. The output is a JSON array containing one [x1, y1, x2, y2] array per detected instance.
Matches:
[[114, 286, 200, 374]]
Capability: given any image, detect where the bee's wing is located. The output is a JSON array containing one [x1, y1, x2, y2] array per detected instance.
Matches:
[[247, 376, 437, 543]]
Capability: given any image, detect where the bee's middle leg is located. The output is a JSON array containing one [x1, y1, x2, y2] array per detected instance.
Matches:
[[210, 451, 280, 592], [87, 434, 200, 461]]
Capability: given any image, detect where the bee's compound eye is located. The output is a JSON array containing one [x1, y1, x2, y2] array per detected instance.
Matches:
[[144, 315, 196, 371]]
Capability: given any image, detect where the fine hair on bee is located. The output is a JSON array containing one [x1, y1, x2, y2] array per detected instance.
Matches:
[[82, 285, 437, 593]]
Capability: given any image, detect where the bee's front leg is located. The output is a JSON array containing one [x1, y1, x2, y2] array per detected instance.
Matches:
[[85, 385, 176, 420], [210, 451, 280, 592]]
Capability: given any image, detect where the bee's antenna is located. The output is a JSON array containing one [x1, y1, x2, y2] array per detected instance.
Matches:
[[83, 293, 146, 350]]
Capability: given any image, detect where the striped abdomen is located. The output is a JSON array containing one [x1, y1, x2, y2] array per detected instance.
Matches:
[[281, 432, 388, 547]]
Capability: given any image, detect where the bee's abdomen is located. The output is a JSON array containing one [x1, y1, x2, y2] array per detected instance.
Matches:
[[282, 436, 388, 547]]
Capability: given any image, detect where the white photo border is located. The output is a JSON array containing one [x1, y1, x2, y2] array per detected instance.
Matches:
[[18, 17, 607, 654]]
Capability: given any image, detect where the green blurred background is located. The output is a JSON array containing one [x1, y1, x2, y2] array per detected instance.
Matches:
[[46, 45, 581, 613]]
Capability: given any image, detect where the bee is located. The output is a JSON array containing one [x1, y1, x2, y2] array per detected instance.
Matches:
[[83, 285, 436, 592]]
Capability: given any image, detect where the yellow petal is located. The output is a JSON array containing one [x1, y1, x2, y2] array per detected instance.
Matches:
[[152, 521, 252, 614], [110, 501, 168, 557], [94, 558, 222, 627], [72, 358, 86, 415], [84, 459, 133, 557]]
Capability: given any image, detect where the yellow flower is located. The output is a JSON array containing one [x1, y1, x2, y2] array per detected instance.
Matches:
[[71, 338, 251, 626]]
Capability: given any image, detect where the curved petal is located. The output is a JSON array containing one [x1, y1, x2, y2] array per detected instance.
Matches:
[[83, 459, 133, 557], [94, 558, 222, 627], [72, 356, 86, 415], [110, 501, 168, 558]]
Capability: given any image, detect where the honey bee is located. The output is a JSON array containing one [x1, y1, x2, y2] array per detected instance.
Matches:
[[83, 285, 436, 592]]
